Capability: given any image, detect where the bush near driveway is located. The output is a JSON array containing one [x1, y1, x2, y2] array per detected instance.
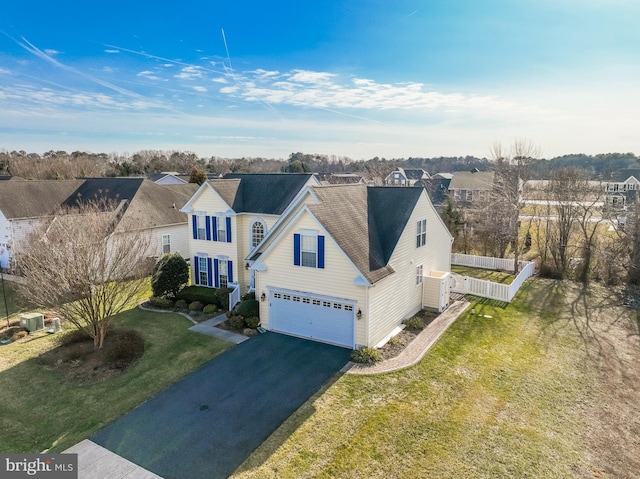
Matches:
[[0, 308, 230, 453]]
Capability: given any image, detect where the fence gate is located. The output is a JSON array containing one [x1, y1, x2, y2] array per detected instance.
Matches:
[[449, 273, 468, 294]]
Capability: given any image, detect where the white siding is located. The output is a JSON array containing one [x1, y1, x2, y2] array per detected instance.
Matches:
[[367, 192, 452, 346], [151, 224, 190, 257], [255, 210, 368, 347]]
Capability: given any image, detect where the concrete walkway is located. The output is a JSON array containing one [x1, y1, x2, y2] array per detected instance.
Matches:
[[346, 299, 469, 375], [138, 303, 247, 344], [63, 440, 161, 479]]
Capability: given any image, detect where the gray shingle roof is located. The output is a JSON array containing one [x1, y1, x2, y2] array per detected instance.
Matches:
[[448, 170, 494, 190], [308, 185, 423, 284], [0, 180, 84, 219], [0, 177, 195, 231], [220, 173, 315, 214]]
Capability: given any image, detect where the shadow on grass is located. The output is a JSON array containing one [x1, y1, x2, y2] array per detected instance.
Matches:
[[522, 278, 639, 380]]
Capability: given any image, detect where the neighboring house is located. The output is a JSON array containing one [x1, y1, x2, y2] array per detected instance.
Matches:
[[248, 184, 453, 349], [416, 173, 453, 207], [385, 167, 430, 186], [146, 173, 189, 185], [180, 173, 319, 294], [603, 170, 640, 210], [448, 170, 494, 204], [0, 178, 197, 269]]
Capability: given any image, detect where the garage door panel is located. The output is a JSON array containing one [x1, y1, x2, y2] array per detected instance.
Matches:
[[269, 290, 354, 348]]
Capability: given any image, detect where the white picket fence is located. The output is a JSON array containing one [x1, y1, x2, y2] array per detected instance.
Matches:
[[228, 282, 241, 310], [450, 254, 535, 302]]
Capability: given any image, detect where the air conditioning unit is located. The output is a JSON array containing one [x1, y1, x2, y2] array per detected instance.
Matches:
[[19, 313, 45, 333]]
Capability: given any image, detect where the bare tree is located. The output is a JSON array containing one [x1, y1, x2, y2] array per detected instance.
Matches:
[[15, 202, 153, 350], [490, 139, 540, 272]]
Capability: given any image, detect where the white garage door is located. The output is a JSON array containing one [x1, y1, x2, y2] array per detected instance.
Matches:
[[268, 289, 355, 348]]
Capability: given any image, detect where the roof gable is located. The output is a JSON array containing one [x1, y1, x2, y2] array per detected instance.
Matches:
[[255, 184, 425, 284]]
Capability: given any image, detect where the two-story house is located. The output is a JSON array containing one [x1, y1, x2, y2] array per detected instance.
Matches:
[[248, 184, 453, 349], [448, 170, 494, 204], [180, 173, 319, 294], [385, 167, 430, 187]]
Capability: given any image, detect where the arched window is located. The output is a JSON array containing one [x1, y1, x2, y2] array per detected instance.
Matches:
[[251, 221, 265, 248]]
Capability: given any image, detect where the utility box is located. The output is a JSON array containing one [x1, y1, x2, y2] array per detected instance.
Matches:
[[19, 313, 45, 333], [422, 271, 451, 313], [50, 317, 62, 333]]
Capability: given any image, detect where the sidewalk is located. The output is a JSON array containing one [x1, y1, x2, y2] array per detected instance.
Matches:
[[63, 440, 161, 479], [345, 300, 469, 375]]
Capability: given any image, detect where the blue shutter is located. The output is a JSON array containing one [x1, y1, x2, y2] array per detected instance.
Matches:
[[228, 260, 233, 283], [212, 217, 218, 241], [193, 256, 200, 285], [205, 216, 211, 241], [317, 235, 325, 269], [293, 234, 301, 266], [192, 215, 198, 240], [226, 217, 232, 243], [207, 258, 213, 287], [213, 259, 220, 288]]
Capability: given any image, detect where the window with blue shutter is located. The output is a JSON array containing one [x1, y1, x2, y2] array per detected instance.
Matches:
[[213, 259, 219, 288], [212, 217, 218, 241], [317, 236, 325, 269], [293, 234, 301, 266], [226, 217, 232, 242], [193, 256, 200, 284], [227, 260, 233, 283], [294, 234, 325, 268], [205, 216, 211, 241], [207, 258, 213, 287], [192, 216, 198, 240]]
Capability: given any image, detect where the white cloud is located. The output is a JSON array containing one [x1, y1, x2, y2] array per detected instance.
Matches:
[[288, 70, 336, 84], [220, 86, 239, 94], [0, 68, 10, 74], [175, 66, 203, 80], [104, 49, 120, 54], [211, 77, 228, 84], [44, 49, 61, 55], [193, 86, 207, 92]]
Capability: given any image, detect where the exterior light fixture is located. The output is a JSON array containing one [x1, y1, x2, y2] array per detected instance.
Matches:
[[260, 292, 266, 302], [356, 309, 362, 319]]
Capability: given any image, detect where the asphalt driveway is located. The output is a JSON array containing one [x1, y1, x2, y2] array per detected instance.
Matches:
[[91, 332, 351, 479]]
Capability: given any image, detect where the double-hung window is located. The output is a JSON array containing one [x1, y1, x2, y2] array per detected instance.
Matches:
[[197, 216, 206, 240], [198, 257, 208, 286], [294, 233, 325, 269], [416, 264, 424, 285], [301, 235, 317, 267], [217, 217, 227, 243], [218, 259, 228, 288], [162, 234, 171, 254], [416, 219, 427, 247]]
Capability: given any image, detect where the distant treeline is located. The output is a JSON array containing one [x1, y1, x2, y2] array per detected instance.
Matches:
[[0, 149, 637, 182]]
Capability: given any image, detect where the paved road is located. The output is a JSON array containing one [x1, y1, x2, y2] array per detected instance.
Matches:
[[91, 332, 351, 479]]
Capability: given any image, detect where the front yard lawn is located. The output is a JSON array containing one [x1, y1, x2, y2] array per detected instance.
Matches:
[[0, 308, 231, 453], [232, 278, 640, 478]]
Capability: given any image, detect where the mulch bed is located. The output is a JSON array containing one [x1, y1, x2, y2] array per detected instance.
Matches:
[[378, 310, 439, 360]]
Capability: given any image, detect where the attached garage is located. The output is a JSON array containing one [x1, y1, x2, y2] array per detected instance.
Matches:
[[268, 288, 355, 348]]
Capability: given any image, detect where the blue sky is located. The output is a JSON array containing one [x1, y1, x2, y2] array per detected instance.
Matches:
[[1, 0, 639, 159]]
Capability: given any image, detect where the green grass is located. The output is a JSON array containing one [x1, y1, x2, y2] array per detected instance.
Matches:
[[232, 278, 604, 478], [452, 265, 516, 284], [0, 307, 231, 453]]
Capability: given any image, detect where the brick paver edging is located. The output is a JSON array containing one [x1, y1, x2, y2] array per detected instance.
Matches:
[[344, 300, 469, 375]]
